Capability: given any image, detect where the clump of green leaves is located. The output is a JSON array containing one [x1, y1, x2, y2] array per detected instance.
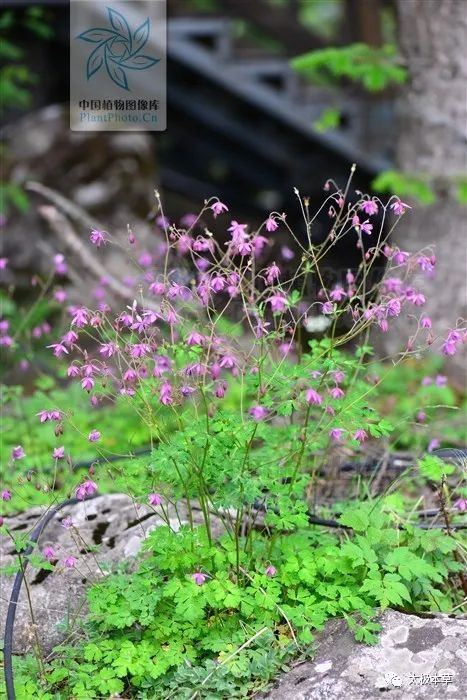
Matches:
[[291, 43, 407, 92], [13, 500, 462, 699]]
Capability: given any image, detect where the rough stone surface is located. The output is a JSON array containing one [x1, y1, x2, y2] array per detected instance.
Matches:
[[0, 494, 223, 655], [265, 610, 467, 699]]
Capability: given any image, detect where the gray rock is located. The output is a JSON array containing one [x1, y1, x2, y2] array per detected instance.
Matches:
[[265, 610, 467, 699], [0, 494, 223, 655]]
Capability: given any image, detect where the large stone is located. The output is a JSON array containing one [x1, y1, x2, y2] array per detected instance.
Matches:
[[265, 609, 467, 699], [0, 494, 223, 655]]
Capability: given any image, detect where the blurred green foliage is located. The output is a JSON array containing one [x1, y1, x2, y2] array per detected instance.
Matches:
[[291, 43, 407, 92], [0, 6, 54, 217]]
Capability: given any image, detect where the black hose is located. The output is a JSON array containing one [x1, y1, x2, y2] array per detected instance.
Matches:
[[3, 495, 98, 700]]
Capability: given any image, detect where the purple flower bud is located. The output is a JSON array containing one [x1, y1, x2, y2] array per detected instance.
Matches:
[[11, 445, 25, 460], [305, 389, 322, 406], [90, 229, 106, 247], [75, 480, 97, 500], [148, 493, 163, 507], [43, 546, 55, 562], [63, 556, 77, 568], [192, 571, 207, 586], [2, 490, 12, 501], [265, 565, 277, 577], [88, 430, 101, 442], [249, 405, 268, 421], [353, 429, 368, 443]]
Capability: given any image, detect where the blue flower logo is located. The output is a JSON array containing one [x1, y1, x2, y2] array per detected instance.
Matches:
[[76, 7, 159, 91]]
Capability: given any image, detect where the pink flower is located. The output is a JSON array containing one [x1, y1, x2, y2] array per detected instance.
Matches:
[[454, 498, 467, 513], [63, 556, 77, 568], [390, 198, 411, 216], [67, 365, 80, 378], [330, 286, 346, 302], [321, 301, 333, 315], [53, 446, 65, 460], [54, 254, 68, 275], [417, 255, 435, 273], [329, 428, 344, 442], [149, 281, 166, 296], [159, 381, 173, 406], [192, 572, 207, 586], [265, 565, 277, 577], [435, 375, 447, 387], [236, 239, 252, 256], [329, 387, 345, 400], [71, 308, 88, 328], [421, 317, 432, 329], [37, 410, 50, 423], [156, 215, 170, 228], [228, 220, 248, 239], [62, 330, 78, 347], [61, 516, 73, 529], [249, 405, 268, 421], [265, 216, 278, 232], [442, 341, 457, 356], [360, 200, 378, 216], [252, 234, 268, 257], [386, 298, 402, 317], [360, 220, 373, 235], [43, 546, 56, 562], [279, 342, 293, 357], [90, 229, 106, 247], [268, 294, 287, 313], [47, 343, 69, 358], [409, 292, 426, 306], [0, 257, 8, 269], [305, 389, 322, 406], [1, 490, 12, 501], [75, 480, 98, 500], [265, 263, 280, 285], [214, 381, 228, 398], [333, 371, 345, 383], [180, 213, 197, 227], [281, 245, 295, 261], [210, 201, 228, 217], [81, 377, 94, 392], [219, 354, 237, 369], [129, 343, 149, 358], [393, 250, 409, 265], [138, 252, 152, 268], [186, 331, 204, 346], [353, 429, 368, 443], [210, 275, 225, 292], [148, 493, 163, 506], [428, 438, 440, 453], [88, 430, 101, 442], [11, 445, 25, 460], [99, 342, 117, 358]]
